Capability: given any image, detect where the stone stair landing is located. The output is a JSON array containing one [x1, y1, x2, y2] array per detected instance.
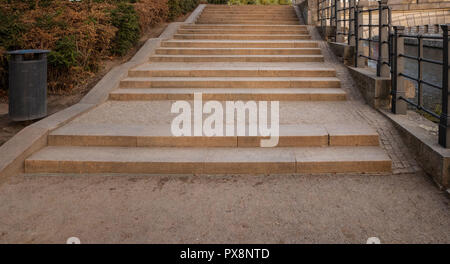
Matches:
[[24, 4, 392, 175]]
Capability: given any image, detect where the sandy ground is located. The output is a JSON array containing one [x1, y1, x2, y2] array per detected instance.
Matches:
[[0, 171, 448, 244]]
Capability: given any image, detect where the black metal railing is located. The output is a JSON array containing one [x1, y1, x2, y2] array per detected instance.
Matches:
[[314, 0, 450, 148], [391, 25, 450, 147], [318, 0, 333, 28], [354, 1, 391, 76], [336, 0, 357, 45]]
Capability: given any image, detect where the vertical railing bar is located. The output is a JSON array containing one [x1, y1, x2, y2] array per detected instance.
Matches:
[[418, 36, 423, 108], [355, 5, 359, 67], [439, 25, 449, 148], [369, 9, 372, 61], [391, 26, 399, 113], [377, 1, 382, 76], [335, 0, 338, 41]]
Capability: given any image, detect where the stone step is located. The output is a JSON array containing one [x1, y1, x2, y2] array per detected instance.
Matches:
[[154, 48, 321, 55], [177, 29, 309, 34], [203, 9, 295, 11], [180, 25, 307, 30], [203, 8, 295, 10], [173, 34, 311, 40], [109, 88, 346, 101], [199, 12, 296, 15], [199, 16, 299, 21], [149, 55, 324, 63], [202, 9, 296, 11], [205, 7, 294, 10], [199, 13, 298, 17], [119, 77, 341, 89], [128, 67, 336, 78], [48, 123, 379, 147], [200, 12, 298, 16], [200, 13, 296, 16], [161, 40, 318, 48], [205, 6, 294, 10], [25, 146, 391, 174], [196, 20, 300, 25]]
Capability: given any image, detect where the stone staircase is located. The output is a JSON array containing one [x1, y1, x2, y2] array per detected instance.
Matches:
[[24, 5, 392, 175]]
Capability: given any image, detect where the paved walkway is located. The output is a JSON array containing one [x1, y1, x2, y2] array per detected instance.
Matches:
[[0, 172, 448, 243]]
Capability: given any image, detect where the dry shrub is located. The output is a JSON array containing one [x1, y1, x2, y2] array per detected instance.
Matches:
[[0, 0, 199, 94], [135, 0, 169, 32], [0, 1, 119, 92]]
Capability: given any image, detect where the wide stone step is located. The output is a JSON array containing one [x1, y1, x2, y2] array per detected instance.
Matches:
[[177, 29, 309, 34], [149, 55, 324, 62], [25, 146, 391, 174], [180, 25, 307, 30], [119, 77, 341, 89], [173, 34, 311, 40], [109, 88, 346, 101], [154, 48, 321, 55], [199, 16, 299, 21], [203, 9, 295, 11], [161, 40, 318, 48], [48, 123, 380, 147], [200, 13, 298, 17], [128, 67, 336, 78], [203, 8, 295, 11], [196, 20, 300, 25], [205, 7, 294, 10]]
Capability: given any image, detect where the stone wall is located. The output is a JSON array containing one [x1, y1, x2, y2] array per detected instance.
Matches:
[[348, 67, 391, 109]]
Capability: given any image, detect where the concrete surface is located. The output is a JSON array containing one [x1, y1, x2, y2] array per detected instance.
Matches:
[[381, 109, 450, 188], [0, 172, 448, 243], [0, 104, 7, 115], [347, 67, 391, 109]]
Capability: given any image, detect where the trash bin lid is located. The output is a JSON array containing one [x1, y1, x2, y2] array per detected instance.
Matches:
[[6, 49, 50, 55]]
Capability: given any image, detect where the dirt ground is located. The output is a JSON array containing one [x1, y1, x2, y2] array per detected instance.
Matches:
[[0, 171, 448, 244]]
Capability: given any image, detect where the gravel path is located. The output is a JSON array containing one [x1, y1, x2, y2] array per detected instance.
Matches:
[[0, 172, 448, 243]]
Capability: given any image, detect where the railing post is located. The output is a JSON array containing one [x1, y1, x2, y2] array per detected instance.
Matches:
[[439, 24, 450, 148], [349, 0, 355, 46], [378, 0, 390, 77], [355, 4, 365, 67], [320, 1, 324, 27], [336, 0, 344, 42], [418, 36, 423, 108], [391, 26, 407, 115], [332, 0, 337, 30], [327, 0, 331, 26], [309, 0, 319, 25]]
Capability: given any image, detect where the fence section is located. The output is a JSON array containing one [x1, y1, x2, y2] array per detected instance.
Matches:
[[316, 0, 450, 148], [391, 25, 449, 147]]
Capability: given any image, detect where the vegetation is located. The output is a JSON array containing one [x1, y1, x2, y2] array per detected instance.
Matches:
[[110, 3, 140, 56], [0, 0, 196, 93], [0, 0, 291, 94], [228, 0, 292, 5], [168, 0, 200, 20], [207, 0, 228, 4]]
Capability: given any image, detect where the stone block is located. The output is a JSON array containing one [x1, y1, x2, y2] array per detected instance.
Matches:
[[348, 67, 391, 108]]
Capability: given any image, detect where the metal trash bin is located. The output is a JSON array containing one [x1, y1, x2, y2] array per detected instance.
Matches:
[[7, 49, 50, 121]]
